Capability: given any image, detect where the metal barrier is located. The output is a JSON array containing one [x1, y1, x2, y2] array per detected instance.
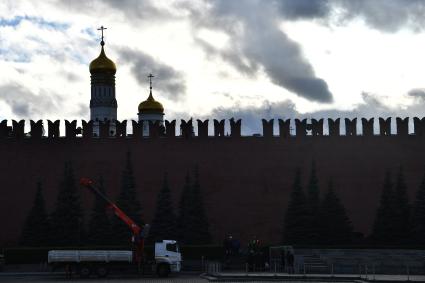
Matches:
[[205, 261, 222, 274]]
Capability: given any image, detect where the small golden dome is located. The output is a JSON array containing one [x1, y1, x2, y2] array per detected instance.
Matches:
[[138, 93, 164, 113], [89, 46, 116, 74]]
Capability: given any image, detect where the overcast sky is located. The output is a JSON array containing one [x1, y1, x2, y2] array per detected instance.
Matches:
[[1, 0, 425, 134]]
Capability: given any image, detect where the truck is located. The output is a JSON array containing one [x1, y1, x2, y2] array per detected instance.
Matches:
[[48, 178, 182, 278]]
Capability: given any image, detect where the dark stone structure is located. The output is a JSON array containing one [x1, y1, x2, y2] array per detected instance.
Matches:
[[180, 119, 193, 138], [12, 120, 25, 139], [396, 117, 409, 136], [345, 118, 357, 136], [30, 120, 43, 139], [262, 119, 274, 138], [1, 117, 425, 246], [230, 118, 241, 137], [165, 120, 176, 138], [295, 119, 308, 137], [278, 119, 290, 138], [311, 119, 324, 136], [214, 119, 225, 137], [116, 120, 127, 138], [328, 118, 340, 136], [361, 118, 374, 136], [197, 119, 209, 138], [48, 120, 60, 138]]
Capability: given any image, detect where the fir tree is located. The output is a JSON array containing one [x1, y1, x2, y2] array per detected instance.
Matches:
[[177, 172, 192, 244], [112, 152, 142, 245], [318, 180, 353, 245], [50, 162, 84, 246], [307, 161, 320, 212], [87, 176, 112, 245], [393, 166, 410, 243], [411, 169, 425, 245], [190, 167, 211, 244], [177, 168, 211, 244], [149, 172, 177, 243], [306, 161, 320, 244], [371, 170, 396, 245], [20, 181, 50, 246], [282, 169, 310, 244]]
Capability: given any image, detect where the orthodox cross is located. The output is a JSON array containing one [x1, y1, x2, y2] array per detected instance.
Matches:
[[148, 73, 155, 92], [98, 26, 107, 45]]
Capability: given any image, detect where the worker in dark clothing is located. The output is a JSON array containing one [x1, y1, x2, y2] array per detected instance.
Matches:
[[280, 250, 286, 272], [286, 250, 295, 274], [223, 234, 233, 259]]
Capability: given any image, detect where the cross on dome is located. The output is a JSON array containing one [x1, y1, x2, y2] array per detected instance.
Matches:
[[97, 26, 107, 46], [148, 73, 154, 94]]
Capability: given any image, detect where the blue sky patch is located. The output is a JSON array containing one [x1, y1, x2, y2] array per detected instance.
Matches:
[[0, 15, 69, 30]]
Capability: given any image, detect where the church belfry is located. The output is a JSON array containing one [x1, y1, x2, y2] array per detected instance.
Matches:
[[89, 26, 117, 135], [138, 73, 165, 136]]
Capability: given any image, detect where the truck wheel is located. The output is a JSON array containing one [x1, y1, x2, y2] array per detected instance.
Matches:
[[157, 264, 170, 277], [79, 265, 91, 278], [96, 266, 109, 278]]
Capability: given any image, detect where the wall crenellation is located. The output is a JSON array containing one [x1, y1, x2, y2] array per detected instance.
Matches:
[[1, 117, 424, 139]]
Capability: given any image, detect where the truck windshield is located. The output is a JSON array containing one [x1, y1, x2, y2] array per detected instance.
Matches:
[[166, 243, 178, 252]]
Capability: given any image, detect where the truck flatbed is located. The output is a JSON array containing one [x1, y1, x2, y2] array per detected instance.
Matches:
[[48, 250, 132, 263]]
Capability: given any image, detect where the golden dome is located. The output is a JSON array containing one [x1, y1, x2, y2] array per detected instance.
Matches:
[[89, 45, 116, 74], [138, 93, 164, 113]]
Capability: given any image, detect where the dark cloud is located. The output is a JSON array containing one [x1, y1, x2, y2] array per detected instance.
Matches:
[[277, 0, 425, 32], [277, 0, 331, 20], [57, 0, 183, 24], [338, 0, 425, 32], [191, 0, 333, 103], [101, 0, 171, 22], [118, 48, 186, 101], [0, 83, 61, 117], [408, 88, 425, 100]]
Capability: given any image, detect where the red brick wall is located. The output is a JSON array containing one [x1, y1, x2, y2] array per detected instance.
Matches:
[[1, 135, 423, 246]]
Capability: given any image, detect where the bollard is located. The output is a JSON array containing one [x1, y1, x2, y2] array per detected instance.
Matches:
[[373, 264, 375, 281], [201, 256, 204, 272], [246, 263, 249, 274], [331, 263, 334, 276], [274, 262, 277, 273], [406, 263, 410, 281], [365, 264, 368, 280]]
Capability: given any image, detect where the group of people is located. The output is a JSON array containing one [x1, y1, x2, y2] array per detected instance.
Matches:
[[222, 234, 296, 273]]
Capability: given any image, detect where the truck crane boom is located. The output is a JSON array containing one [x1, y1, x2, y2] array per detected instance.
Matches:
[[80, 177, 148, 266], [80, 177, 142, 235]]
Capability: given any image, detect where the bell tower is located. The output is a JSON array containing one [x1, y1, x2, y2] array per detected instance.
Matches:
[[89, 26, 117, 136], [138, 74, 165, 136]]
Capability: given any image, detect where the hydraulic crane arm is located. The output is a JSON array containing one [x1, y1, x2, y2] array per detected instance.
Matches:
[[80, 177, 142, 236]]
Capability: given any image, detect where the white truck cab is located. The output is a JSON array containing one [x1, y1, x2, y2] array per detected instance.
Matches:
[[154, 240, 182, 276]]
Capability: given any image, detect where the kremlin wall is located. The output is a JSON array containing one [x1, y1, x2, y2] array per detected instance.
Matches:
[[1, 118, 425, 246], [2, 34, 425, 246]]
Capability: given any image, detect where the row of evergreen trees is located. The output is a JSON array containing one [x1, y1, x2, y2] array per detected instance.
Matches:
[[282, 164, 353, 245], [20, 153, 211, 247], [371, 168, 425, 245], [20, 155, 425, 247], [283, 163, 425, 246]]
